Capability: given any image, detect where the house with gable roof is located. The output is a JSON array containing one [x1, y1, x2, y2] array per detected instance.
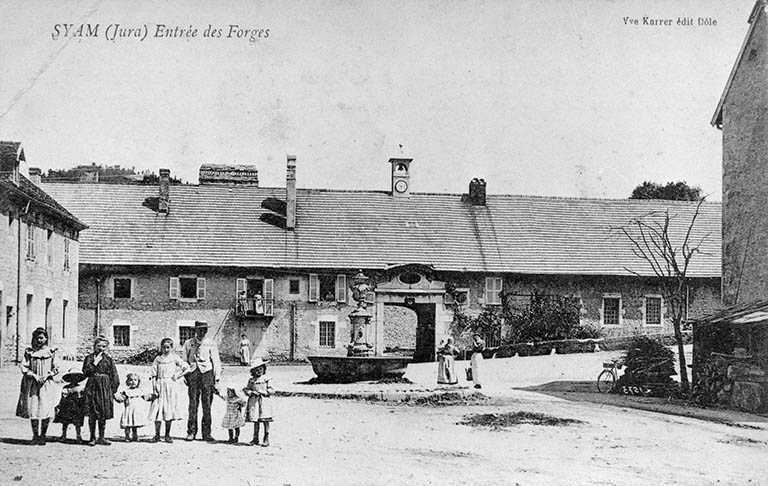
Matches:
[[42, 156, 722, 362], [713, 0, 768, 307], [0, 141, 87, 364]]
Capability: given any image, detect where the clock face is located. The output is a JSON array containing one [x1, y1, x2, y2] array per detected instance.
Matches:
[[395, 179, 408, 193]]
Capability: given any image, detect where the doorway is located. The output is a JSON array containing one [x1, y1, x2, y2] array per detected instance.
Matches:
[[384, 302, 436, 363]]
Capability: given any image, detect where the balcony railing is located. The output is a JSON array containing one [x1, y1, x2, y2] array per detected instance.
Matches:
[[236, 297, 273, 317]]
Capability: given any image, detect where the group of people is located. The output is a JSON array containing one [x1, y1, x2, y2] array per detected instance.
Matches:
[[436, 334, 485, 389], [15, 321, 274, 447]]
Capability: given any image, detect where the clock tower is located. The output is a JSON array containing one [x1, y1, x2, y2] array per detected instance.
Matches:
[[389, 158, 412, 197]]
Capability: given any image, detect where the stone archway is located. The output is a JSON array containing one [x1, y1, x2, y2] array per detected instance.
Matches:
[[383, 302, 436, 363], [373, 266, 452, 364]]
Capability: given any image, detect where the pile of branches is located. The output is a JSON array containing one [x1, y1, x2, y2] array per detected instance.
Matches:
[[618, 335, 676, 386]]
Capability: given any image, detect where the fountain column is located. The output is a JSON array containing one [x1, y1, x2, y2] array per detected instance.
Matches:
[[347, 270, 374, 357]]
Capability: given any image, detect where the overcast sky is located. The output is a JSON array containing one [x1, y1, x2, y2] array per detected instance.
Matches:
[[0, 0, 756, 200]]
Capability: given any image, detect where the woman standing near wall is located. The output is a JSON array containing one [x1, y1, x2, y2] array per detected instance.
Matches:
[[436, 337, 459, 385], [239, 334, 251, 366], [470, 334, 485, 390]]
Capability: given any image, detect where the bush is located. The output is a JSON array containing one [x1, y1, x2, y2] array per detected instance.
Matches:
[[504, 290, 596, 343]]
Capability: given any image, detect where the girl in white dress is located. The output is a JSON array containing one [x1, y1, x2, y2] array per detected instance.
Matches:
[[115, 373, 152, 442], [148, 338, 190, 443], [244, 357, 274, 447], [16, 328, 59, 445]]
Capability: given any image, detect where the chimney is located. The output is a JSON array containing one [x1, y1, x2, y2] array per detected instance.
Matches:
[[0, 141, 24, 185], [159, 168, 170, 214], [468, 178, 486, 206], [286, 154, 296, 230], [28, 167, 42, 185]]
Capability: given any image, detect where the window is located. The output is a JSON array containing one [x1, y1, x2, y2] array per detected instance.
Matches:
[[113, 277, 132, 299], [309, 274, 346, 303], [112, 322, 131, 347], [6, 306, 12, 331], [179, 323, 195, 345], [26, 224, 35, 260], [602, 297, 621, 326], [645, 296, 662, 326], [63, 239, 70, 271], [319, 321, 335, 347], [170, 276, 206, 300], [47, 230, 54, 268], [485, 277, 503, 305], [236, 278, 274, 317], [289, 279, 300, 294], [62, 300, 68, 339], [179, 277, 197, 299]]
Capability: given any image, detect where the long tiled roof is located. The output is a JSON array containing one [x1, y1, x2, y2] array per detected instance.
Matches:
[[1, 175, 87, 230], [41, 183, 721, 277]]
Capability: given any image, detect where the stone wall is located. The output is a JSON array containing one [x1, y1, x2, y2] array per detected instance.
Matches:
[[721, 8, 768, 306], [76, 267, 721, 362]]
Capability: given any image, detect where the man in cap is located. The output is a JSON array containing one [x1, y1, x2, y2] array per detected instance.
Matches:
[[182, 320, 221, 441]]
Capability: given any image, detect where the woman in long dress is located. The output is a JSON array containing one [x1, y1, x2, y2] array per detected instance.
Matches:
[[82, 335, 120, 446], [16, 327, 59, 445], [239, 335, 251, 366], [436, 337, 459, 385], [470, 334, 486, 389]]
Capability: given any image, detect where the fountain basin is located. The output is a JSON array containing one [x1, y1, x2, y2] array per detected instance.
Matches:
[[306, 355, 413, 383]]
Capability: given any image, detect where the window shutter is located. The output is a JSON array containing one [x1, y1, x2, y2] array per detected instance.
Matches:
[[335, 275, 347, 303], [169, 277, 180, 300], [197, 278, 207, 300], [309, 274, 319, 302], [264, 279, 274, 316], [236, 278, 247, 297]]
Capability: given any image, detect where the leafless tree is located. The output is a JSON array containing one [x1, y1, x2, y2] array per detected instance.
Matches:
[[615, 198, 711, 392]]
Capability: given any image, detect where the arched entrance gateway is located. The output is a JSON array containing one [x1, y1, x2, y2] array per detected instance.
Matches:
[[372, 265, 453, 363]]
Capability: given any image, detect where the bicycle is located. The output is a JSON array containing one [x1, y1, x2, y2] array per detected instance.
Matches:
[[596, 358, 624, 393]]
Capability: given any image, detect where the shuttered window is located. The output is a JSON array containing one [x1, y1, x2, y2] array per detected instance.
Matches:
[[335, 275, 347, 303], [264, 279, 274, 316]]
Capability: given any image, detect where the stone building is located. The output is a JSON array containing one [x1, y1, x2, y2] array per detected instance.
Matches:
[[43, 158, 721, 362], [713, 0, 768, 306], [0, 141, 87, 364], [688, 1, 768, 412]]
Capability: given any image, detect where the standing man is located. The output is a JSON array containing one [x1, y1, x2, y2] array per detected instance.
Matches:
[[183, 320, 221, 441]]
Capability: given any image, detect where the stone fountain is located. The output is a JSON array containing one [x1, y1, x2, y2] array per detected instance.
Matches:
[[307, 271, 412, 383]]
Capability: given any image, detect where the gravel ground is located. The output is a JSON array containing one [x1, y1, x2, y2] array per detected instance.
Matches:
[[0, 352, 767, 486]]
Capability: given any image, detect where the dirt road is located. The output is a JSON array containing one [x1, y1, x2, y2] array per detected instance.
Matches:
[[1, 361, 767, 486]]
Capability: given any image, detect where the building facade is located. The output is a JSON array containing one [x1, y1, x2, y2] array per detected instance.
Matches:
[[714, 0, 768, 306], [0, 141, 86, 364], [43, 159, 722, 362]]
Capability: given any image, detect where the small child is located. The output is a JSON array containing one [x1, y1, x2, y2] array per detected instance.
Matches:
[[54, 368, 86, 443], [244, 357, 274, 447], [220, 386, 247, 443], [115, 373, 152, 442]]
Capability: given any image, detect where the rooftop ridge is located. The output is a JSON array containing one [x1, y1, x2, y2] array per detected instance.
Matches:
[[41, 182, 720, 205]]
